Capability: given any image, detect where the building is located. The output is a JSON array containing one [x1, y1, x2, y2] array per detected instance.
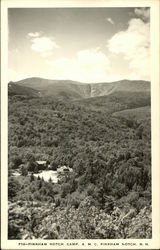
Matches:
[[57, 165, 73, 174], [36, 161, 47, 170]]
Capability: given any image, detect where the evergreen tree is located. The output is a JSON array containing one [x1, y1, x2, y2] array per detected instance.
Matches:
[[37, 175, 41, 181], [30, 173, 34, 182]]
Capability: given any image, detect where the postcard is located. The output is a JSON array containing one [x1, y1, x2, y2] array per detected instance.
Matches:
[[1, 0, 160, 249]]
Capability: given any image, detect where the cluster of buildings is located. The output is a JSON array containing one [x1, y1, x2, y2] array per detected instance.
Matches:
[[35, 161, 73, 174], [12, 160, 73, 184]]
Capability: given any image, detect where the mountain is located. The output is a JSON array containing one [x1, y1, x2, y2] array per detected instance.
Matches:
[[89, 79, 150, 97], [74, 90, 151, 113], [8, 82, 40, 97], [9, 77, 150, 100], [12, 78, 91, 100]]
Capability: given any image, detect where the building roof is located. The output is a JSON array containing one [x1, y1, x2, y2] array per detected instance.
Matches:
[[36, 161, 46, 165], [57, 165, 73, 173]]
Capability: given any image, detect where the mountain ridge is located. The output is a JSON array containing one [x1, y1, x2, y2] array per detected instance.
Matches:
[[8, 77, 150, 100]]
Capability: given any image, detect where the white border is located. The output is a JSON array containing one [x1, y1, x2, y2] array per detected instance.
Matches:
[[1, 0, 160, 249]]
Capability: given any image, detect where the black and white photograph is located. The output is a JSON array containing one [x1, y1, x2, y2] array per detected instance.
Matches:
[[1, 0, 160, 249]]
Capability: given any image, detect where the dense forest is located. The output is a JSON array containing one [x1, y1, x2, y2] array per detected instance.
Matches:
[[8, 80, 151, 239]]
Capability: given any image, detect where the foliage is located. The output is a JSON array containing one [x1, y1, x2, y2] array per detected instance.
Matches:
[[8, 198, 151, 239], [8, 90, 151, 239]]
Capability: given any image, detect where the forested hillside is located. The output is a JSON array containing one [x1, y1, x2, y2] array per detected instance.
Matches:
[[8, 80, 151, 239]]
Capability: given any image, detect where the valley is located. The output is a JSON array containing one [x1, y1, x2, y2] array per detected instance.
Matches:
[[8, 78, 151, 239]]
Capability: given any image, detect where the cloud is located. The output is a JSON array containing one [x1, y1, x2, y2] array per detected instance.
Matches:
[[28, 32, 41, 38], [108, 19, 149, 55], [46, 49, 110, 82], [135, 7, 150, 22], [31, 37, 59, 52], [107, 17, 150, 80], [106, 17, 114, 25], [27, 32, 60, 56]]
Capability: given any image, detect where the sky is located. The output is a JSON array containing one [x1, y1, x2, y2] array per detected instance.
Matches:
[[8, 7, 150, 83]]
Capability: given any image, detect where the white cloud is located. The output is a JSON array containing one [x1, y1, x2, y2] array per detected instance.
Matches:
[[31, 36, 59, 53], [108, 18, 150, 80], [108, 19, 149, 55], [46, 49, 110, 82], [28, 32, 41, 38], [135, 8, 150, 22], [106, 17, 114, 25], [27, 32, 60, 56]]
